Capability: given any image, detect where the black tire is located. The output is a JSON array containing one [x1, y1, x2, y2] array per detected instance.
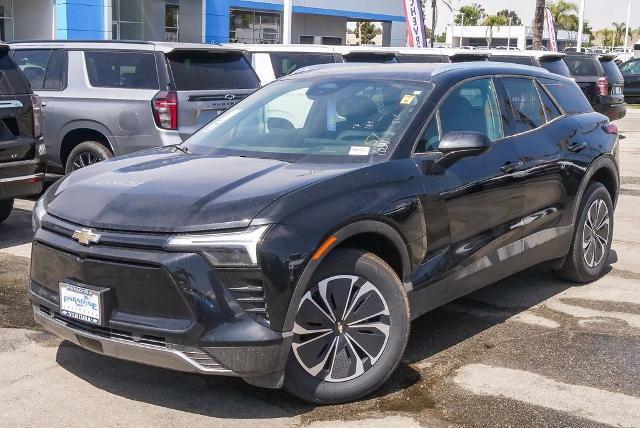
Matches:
[[284, 248, 410, 404], [65, 141, 112, 173], [0, 198, 14, 224], [556, 182, 614, 283]]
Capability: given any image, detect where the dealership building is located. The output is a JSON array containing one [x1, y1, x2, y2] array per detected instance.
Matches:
[[0, 0, 407, 46]]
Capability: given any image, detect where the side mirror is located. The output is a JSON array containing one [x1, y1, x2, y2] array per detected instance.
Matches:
[[438, 131, 491, 154]]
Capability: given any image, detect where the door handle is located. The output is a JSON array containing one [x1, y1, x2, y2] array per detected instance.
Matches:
[[41, 102, 47, 107], [500, 160, 524, 174], [568, 142, 587, 153]]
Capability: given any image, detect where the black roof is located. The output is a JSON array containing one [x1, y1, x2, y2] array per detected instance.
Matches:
[[288, 62, 570, 83]]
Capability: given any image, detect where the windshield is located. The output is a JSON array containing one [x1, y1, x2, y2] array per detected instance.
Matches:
[[184, 77, 431, 163]]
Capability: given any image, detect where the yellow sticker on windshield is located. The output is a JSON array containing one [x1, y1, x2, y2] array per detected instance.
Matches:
[[400, 94, 416, 105]]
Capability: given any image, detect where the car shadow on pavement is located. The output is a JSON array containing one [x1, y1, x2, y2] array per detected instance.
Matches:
[[0, 208, 34, 249], [53, 263, 612, 417]]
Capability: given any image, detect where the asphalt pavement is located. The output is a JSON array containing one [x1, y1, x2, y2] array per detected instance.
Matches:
[[1, 111, 640, 427]]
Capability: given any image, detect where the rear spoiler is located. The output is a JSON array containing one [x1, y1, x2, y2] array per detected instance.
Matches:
[[449, 52, 489, 62], [598, 53, 618, 61], [536, 52, 567, 61]]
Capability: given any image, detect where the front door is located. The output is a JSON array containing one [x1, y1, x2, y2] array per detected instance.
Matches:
[[410, 76, 526, 316]]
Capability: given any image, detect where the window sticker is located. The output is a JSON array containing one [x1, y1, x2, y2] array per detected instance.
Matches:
[[349, 146, 370, 156], [400, 94, 416, 105], [327, 99, 337, 132]]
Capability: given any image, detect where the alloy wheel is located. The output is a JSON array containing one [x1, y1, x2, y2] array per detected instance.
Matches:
[[292, 275, 391, 383], [582, 198, 610, 269], [72, 152, 100, 170]]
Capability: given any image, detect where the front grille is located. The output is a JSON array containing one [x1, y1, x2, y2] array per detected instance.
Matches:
[[216, 269, 269, 323]]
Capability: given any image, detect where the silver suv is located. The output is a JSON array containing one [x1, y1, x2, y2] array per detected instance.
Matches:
[[10, 41, 260, 174]]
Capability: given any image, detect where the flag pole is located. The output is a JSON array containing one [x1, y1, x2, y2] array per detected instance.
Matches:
[[576, 0, 585, 52]]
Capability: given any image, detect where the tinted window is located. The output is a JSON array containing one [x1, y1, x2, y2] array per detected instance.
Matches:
[[0, 53, 30, 95], [436, 78, 503, 145], [564, 56, 601, 77], [542, 79, 593, 115], [343, 53, 398, 63], [12, 49, 52, 90], [621, 60, 640, 74], [270, 53, 335, 78], [42, 51, 67, 91], [167, 51, 259, 90], [503, 77, 546, 133], [397, 54, 445, 63], [600, 59, 623, 79], [539, 58, 572, 77], [417, 116, 440, 152], [491, 55, 534, 66], [85, 51, 158, 89], [537, 82, 562, 121]]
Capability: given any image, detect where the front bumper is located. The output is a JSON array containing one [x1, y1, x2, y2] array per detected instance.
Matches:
[[29, 215, 292, 388]]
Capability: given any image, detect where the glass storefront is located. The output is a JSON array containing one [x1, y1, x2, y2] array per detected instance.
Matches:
[[112, 0, 144, 40], [165, 0, 179, 42], [0, 0, 13, 42], [229, 9, 280, 44]]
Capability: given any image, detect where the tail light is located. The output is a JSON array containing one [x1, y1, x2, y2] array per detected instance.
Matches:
[[31, 94, 43, 138], [596, 77, 609, 96], [152, 91, 178, 130], [602, 123, 618, 134]]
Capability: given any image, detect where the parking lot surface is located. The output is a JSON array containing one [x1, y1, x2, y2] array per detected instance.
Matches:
[[1, 112, 640, 427]]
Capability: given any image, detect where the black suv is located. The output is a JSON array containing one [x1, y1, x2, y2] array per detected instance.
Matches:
[[30, 63, 619, 404], [0, 44, 45, 224], [564, 53, 627, 120]]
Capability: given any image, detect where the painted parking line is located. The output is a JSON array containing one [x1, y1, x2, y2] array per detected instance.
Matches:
[[454, 364, 640, 427]]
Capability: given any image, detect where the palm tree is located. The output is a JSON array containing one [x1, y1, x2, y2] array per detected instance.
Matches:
[[483, 15, 508, 48], [547, 0, 579, 30], [532, 0, 546, 50], [612, 22, 627, 47]]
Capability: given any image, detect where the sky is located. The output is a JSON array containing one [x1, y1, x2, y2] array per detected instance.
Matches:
[[433, 0, 636, 33]]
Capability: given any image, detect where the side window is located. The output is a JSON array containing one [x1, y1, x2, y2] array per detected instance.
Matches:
[[418, 117, 440, 152], [503, 77, 546, 133], [536, 82, 562, 121], [12, 49, 52, 90], [621, 60, 640, 74], [84, 51, 159, 89], [440, 78, 503, 140], [541, 79, 593, 115], [43, 50, 68, 91]]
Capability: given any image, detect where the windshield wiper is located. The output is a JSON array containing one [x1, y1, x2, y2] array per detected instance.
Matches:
[[171, 145, 190, 154]]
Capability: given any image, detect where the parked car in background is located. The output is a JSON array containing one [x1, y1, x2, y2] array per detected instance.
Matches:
[[619, 58, 640, 102], [0, 43, 46, 224], [489, 51, 572, 78], [30, 62, 619, 404], [10, 41, 260, 175], [230, 44, 339, 85], [563, 53, 627, 120]]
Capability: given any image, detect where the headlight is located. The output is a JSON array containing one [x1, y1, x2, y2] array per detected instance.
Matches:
[[166, 225, 269, 267], [32, 197, 46, 232]]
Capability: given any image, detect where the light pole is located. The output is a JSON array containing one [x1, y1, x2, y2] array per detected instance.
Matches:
[[283, 0, 292, 44], [507, 17, 512, 48], [624, 1, 632, 53], [576, 0, 585, 52]]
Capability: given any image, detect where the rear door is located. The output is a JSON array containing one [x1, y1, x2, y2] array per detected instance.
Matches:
[[0, 48, 36, 167], [620, 59, 640, 99], [165, 49, 260, 139]]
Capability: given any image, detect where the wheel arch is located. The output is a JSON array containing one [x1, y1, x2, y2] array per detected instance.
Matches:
[[572, 155, 619, 226], [58, 122, 115, 167], [281, 219, 413, 332]]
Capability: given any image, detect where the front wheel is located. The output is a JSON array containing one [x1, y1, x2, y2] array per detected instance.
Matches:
[[284, 249, 410, 404], [556, 182, 614, 283]]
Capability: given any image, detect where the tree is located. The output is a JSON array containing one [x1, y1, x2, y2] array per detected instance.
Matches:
[[454, 3, 485, 26], [483, 15, 508, 48], [496, 9, 522, 26], [532, 0, 545, 50], [547, 0, 579, 30], [599, 28, 614, 47], [355, 21, 380, 45], [612, 22, 626, 47]]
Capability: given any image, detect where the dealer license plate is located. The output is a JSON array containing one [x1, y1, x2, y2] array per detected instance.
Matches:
[[59, 282, 102, 325], [612, 86, 623, 95]]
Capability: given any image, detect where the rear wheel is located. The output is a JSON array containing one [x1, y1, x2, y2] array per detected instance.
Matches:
[[0, 198, 14, 224], [556, 182, 613, 282], [65, 141, 112, 173], [284, 249, 409, 404]]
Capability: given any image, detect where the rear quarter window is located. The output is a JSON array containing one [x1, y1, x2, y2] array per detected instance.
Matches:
[[564, 56, 601, 77], [600, 59, 623, 79], [0, 52, 30, 95], [269, 53, 335, 78], [542, 79, 593, 115], [85, 51, 159, 89], [539, 58, 572, 78], [167, 50, 260, 90]]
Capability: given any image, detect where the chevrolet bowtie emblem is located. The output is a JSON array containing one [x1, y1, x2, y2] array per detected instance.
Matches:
[[72, 228, 101, 246], [224, 93, 235, 100]]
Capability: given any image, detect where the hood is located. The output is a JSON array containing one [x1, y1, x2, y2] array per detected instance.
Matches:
[[45, 149, 356, 233]]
